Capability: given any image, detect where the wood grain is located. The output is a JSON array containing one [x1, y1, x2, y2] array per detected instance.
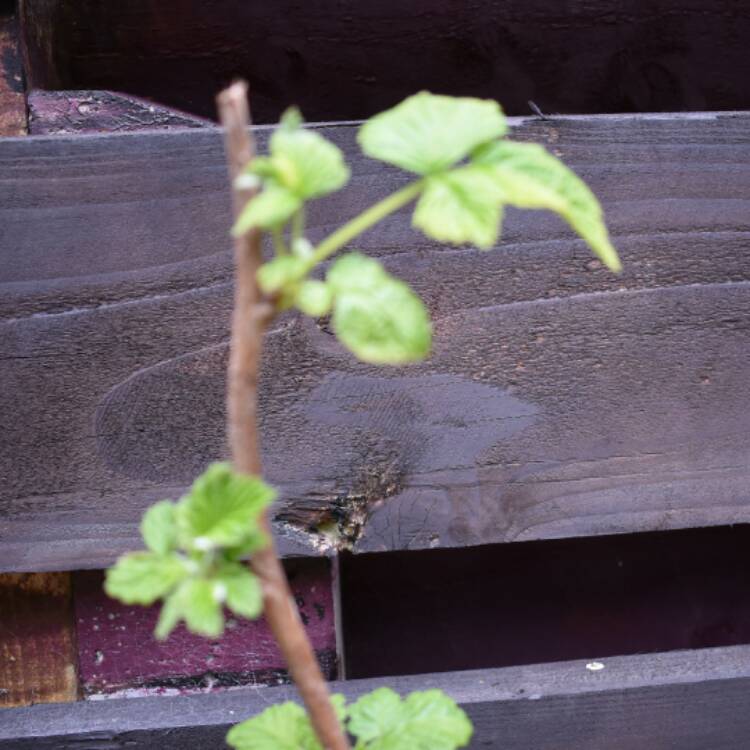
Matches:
[[0, 8, 26, 137], [17, 0, 750, 122], [3, 645, 750, 748], [1, 113, 750, 571], [0, 572, 78, 707], [27, 89, 211, 135]]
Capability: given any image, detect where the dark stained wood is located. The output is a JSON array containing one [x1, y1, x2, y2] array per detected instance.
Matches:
[[0, 8, 26, 136], [3, 645, 750, 748], [73, 559, 336, 697], [27, 89, 212, 135], [0, 572, 78, 707], [17, 0, 750, 123], [2, 113, 750, 572]]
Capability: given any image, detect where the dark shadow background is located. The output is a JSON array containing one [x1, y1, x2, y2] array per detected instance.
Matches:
[[341, 525, 750, 678], [18, 0, 750, 122]]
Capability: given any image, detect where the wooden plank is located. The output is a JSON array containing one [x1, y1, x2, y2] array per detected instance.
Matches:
[[3, 645, 750, 748], [0, 8, 26, 137], [72, 560, 336, 697], [2, 113, 750, 571], [17, 0, 750, 122], [0, 573, 78, 707], [27, 89, 212, 135]]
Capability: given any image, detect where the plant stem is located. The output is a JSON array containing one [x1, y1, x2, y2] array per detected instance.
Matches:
[[304, 180, 423, 270], [291, 206, 306, 245], [218, 81, 350, 750], [272, 227, 288, 256]]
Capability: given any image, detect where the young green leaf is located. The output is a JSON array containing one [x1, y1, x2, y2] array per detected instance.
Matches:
[[473, 140, 621, 271], [327, 253, 431, 364], [280, 106, 304, 131], [295, 279, 333, 317], [155, 578, 224, 640], [218, 562, 263, 620], [177, 462, 276, 550], [413, 166, 505, 249], [358, 91, 507, 175], [141, 500, 178, 555], [270, 127, 350, 199], [257, 256, 307, 295], [347, 687, 402, 745], [347, 688, 473, 750], [227, 701, 317, 750], [182, 579, 224, 638], [223, 527, 270, 561], [104, 552, 187, 605], [227, 696, 348, 750], [239, 108, 349, 216], [154, 585, 184, 641], [232, 186, 302, 236]]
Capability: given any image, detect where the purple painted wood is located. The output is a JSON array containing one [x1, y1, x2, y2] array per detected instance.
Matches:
[[73, 560, 336, 697]]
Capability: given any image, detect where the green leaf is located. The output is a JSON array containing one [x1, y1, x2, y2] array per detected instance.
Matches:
[[270, 125, 350, 200], [141, 500, 178, 555], [226, 695, 347, 750], [245, 156, 277, 181], [105, 552, 186, 606], [358, 92, 507, 175], [473, 140, 621, 271], [257, 256, 307, 295], [183, 579, 224, 638], [327, 253, 431, 365], [218, 562, 263, 620], [223, 527, 270, 561], [347, 687, 402, 745], [154, 586, 184, 640], [155, 578, 224, 640], [280, 106, 303, 131], [348, 688, 473, 750], [232, 186, 301, 236], [227, 701, 318, 750], [295, 279, 333, 317], [177, 463, 276, 550], [331, 694, 348, 722], [413, 166, 505, 249], [297, 695, 347, 749]]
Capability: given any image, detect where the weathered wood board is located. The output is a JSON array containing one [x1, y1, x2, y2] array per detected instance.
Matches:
[[0, 8, 26, 137], [18, 0, 750, 122], [3, 645, 750, 749], [2, 112, 750, 572], [27, 90, 212, 136], [72, 559, 336, 697], [0, 573, 78, 707]]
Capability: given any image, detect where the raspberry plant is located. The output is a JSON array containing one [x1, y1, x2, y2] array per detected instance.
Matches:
[[106, 88, 620, 750]]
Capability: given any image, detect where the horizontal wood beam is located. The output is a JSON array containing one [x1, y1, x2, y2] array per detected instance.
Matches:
[[3, 645, 750, 748], [2, 112, 750, 571]]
